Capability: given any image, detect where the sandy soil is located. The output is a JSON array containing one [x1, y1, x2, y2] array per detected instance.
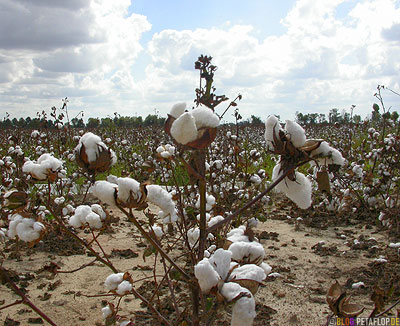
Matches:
[[0, 206, 397, 326]]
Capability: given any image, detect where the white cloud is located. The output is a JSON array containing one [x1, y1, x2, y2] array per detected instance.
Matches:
[[0, 0, 399, 122]]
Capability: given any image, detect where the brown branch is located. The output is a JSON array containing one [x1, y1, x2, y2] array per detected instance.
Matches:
[[376, 297, 400, 317], [0, 299, 23, 311], [0, 266, 58, 326], [56, 259, 97, 274]]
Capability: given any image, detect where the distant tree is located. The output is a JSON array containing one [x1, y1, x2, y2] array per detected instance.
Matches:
[[353, 114, 361, 124], [328, 108, 340, 124], [87, 118, 100, 128]]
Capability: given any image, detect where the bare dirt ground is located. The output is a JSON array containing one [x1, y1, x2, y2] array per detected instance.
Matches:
[[1, 205, 399, 326]]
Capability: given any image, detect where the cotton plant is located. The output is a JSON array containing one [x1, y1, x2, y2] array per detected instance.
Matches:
[[264, 116, 345, 209], [68, 204, 107, 230]]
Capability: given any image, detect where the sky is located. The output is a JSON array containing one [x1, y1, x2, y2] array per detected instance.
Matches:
[[0, 0, 399, 123]]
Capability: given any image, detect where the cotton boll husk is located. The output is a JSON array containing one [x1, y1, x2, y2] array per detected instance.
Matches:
[[272, 164, 312, 209], [228, 241, 265, 264], [170, 112, 198, 145], [104, 273, 124, 291], [170, 102, 187, 118], [209, 249, 232, 280], [229, 264, 266, 283], [93, 181, 118, 206], [194, 258, 220, 293], [264, 115, 282, 150], [285, 120, 306, 148], [191, 107, 220, 129], [117, 177, 141, 203], [116, 280, 132, 295], [86, 212, 102, 229]]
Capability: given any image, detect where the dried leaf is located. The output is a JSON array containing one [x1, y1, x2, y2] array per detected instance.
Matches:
[[341, 303, 365, 318], [316, 171, 331, 194], [186, 127, 217, 149]]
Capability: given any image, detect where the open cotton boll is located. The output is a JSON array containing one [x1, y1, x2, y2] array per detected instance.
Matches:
[[146, 185, 175, 216], [15, 218, 42, 242], [22, 161, 47, 180], [208, 215, 225, 228], [93, 181, 118, 206], [91, 204, 106, 220], [116, 280, 132, 295], [272, 164, 312, 209], [150, 225, 164, 238], [0, 228, 7, 241], [264, 115, 282, 150], [170, 112, 198, 145], [209, 249, 232, 280], [226, 226, 249, 243], [285, 120, 306, 148], [86, 212, 103, 229], [33, 222, 45, 232], [260, 262, 272, 275], [77, 132, 103, 163], [229, 264, 266, 283], [104, 273, 124, 291], [228, 241, 265, 264], [220, 283, 256, 326], [117, 177, 141, 203], [102, 305, 112, 319], [36, 153, 63, 170], [194, 258, 220, 293], [188, 227, 200, 248], [310, 141, 345, 166], [191, 107, 220, 129], [170, 102, 187, 119]]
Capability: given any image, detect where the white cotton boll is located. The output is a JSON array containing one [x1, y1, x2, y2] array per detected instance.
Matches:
[[170, 102, 187, 118], [77, 132, 103, 162], [160, 151, 171, 159], [229, 241, 265, 264], [91, 204, 106, 220], [389, 243, 400, 248], [194, 258, 220, 293], [170, 112, 198, 145], [207, 194, 216, 206], [272, 164, 312, 209], [209, 249, 232, 280], [191, 107, 220, 129], [208, 215, 225, 228], [285, 120, 306, 148], [93, 181, 118, 206], [188, 227, 200, 248], [117, 177, 141, 203], [33, 222, 45, 232], [229, 264, 266, 283], [8, 215, 23, 239], [69, 215, 83, 228], [151, 226, 164, 238], [104, 273, 124, 291], [146, 185, 175, 216], [311, 142, 345, 166], [260, 262, 272, 275], [156, 146, 165, 153], [119, 321, 132, 326], [86, 212, 102, 229], [351, 282, 365, 289], [102, 305, 112, 319], [22, 161, 47, 180], [247, 218, 258, 228], [226, 226, 249, 243], [16, 218, 41, 242], [250, 174, 262, 185], [107, 175, 118, 185], [264, 115, 282, 150], [231, 293, 256, 326], [116, 280, 132, 295], [196, 213, 211, 223], [0, 228, 7, 241]]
